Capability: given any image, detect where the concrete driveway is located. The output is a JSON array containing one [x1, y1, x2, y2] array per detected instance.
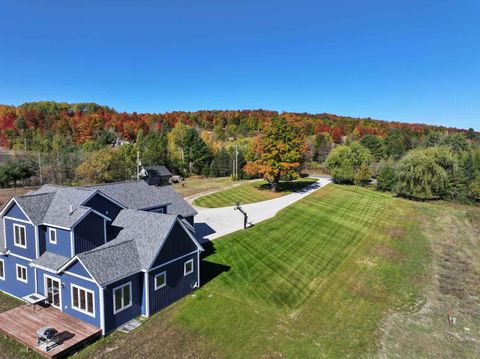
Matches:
[[194, 177, 331, 241]]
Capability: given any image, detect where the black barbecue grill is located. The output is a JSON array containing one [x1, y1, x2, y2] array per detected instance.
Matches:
[[37, 327, 62, 352]]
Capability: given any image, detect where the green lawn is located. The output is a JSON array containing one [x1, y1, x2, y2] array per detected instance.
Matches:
[[193, 177, 318, 208], [78, 184, 433, 358], [172, 176, 242, 198]]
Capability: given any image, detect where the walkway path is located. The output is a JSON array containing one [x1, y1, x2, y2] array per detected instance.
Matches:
[[194, 177, 331, 241]]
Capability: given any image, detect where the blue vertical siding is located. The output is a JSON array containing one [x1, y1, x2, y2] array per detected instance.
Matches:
[[152, 222, 197, 267], [4, 218, 36, 259], [149, 252, 198, 314], [45, 227, 72, 258], [83, 194, 123, 221], [65, 260, 93, 280], [4, 202, 30, 221], [74, 212, 105, 255], [36, 268, 101, 328], [103, 273, 144, 333], [0, 255, 35, 298]]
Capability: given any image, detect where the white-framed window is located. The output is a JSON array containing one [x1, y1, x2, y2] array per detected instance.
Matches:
[[0, 259, 5, 280], [184, 259, 194, 276], [16, 264, 27, 283], [71, 284, 95, 317], [49, 228, 57, 244], [113, 282, 132, 314], [13, 224, 26, 248], [154, 271, 166, 290]]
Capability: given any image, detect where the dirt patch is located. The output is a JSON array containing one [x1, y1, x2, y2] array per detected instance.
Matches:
[[375, 245, 405, 262], [377, 204, 480, 358], [385, 228, 406, 240]]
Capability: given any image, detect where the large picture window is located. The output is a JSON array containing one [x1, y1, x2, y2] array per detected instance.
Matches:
[[13, 224, 26, 248], [113, 282, 132, 314], [71, 284, 95, 316]]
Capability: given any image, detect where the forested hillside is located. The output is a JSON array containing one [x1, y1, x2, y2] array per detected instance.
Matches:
[[0, 101, 478, 190]]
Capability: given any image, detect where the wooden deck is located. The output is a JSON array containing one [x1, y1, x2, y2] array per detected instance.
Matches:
[[0, 304, 102, 358]]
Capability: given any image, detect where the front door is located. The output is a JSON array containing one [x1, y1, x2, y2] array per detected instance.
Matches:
[[45, 276, 61, 309]]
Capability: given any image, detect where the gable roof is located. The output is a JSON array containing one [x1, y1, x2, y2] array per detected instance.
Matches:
[[112, 209, 178, 269], [145, 165, 171, 177], [11, 186, 108, 228], [77, 240, 141, 286], [82, 181, 197, 217], [64, 209, 203, 286]]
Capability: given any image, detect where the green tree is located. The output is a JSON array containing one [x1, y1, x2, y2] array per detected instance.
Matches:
[[395, 148, 450, 200], [183, 128, 211, 175], [360, 134, 384, 161], [384, 128, 406, 160], [376, 162, 397, 192], [442, 133, 469, 154], [468, 176, 480, 201], [314, 133, 334, 162], [326, 143, 373, 185]]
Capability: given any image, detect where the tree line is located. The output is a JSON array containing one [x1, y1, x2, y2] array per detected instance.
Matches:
[[326, 130, 480, 203], [0, 101, 478, 195]]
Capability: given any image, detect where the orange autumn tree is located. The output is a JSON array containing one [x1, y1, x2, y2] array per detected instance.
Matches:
[[244, 117, 307, 192]]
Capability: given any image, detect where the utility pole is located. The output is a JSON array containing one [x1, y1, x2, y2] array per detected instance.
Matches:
[[38, 152, 43, 186], [235, 146, 239, 180], [136, 150, 140, 181]]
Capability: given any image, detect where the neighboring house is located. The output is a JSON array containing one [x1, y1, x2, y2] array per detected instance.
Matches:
[[0, 180, 202, 334], [140, 165, 172, 186]]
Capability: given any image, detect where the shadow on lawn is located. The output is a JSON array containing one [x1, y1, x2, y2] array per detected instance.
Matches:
[[257, 179, 318, 192], [195, 222, 230, 286]]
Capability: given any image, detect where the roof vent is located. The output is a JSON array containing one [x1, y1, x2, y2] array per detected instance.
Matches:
[[69, 204, 73, 213]]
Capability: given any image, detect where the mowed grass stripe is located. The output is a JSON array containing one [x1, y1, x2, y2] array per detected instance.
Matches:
[[193, 178, 317, 208], [174, 184, 429, 358]]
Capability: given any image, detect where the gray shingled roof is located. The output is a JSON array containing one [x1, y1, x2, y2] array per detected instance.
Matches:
[[113, 209, 178, 269], [75, 209, 181, 285], [31, 251, 70, 272], [82, 181, 197, 217], [77, 240, 141, 286], [145, 165, 171, 177], [12, 185, 97, 228]]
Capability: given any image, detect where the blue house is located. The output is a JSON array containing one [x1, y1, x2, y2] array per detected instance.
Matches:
[[0, 181, 202, 334]]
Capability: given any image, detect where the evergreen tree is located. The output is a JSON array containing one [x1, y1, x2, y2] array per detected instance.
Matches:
[[360, 134, 384, 161], [385, 128, 406, 160]]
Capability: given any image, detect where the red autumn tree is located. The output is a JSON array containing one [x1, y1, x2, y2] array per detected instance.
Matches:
[[244, 117, 307, 192], [331, 127, 344, 144]]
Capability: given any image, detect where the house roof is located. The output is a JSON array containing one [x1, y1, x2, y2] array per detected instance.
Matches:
[[77, 240, 141, 286], [74, 209, 184, 285], [31, 251, 70, 272], [145, 165, 171, 177], [12, 186, 100, 228], [82, 181, 197, 217]]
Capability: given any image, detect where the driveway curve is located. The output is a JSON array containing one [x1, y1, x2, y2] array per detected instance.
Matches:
[[194, 177, 332, 241]]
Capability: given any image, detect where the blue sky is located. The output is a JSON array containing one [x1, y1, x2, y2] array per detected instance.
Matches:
[[0, 0, 479, 129]]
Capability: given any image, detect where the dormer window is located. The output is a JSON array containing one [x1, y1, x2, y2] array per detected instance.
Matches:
[[49, 228, 57, 244], [13, 224, 26, 248]]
